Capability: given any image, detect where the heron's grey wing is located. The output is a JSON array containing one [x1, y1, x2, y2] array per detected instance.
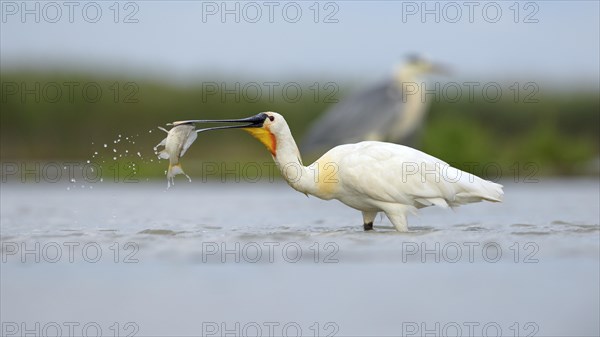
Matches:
[[301, 79, 404, 154]]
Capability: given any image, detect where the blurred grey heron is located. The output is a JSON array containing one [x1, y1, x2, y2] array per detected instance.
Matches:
[[301, 55, 448, 155]]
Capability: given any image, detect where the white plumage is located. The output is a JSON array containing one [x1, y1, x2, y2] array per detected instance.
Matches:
[[242, 112, 503, 232], [181, 111, 503, 232], [315, 141, 503, 231]]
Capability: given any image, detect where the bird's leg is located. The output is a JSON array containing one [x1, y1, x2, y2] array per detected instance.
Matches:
[[384, 210, 409, 232], [362, 211, 377, 231]]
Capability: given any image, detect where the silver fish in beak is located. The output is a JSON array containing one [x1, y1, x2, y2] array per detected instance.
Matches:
[[155, 123, 198, 187], [155, 113, 268, 187]]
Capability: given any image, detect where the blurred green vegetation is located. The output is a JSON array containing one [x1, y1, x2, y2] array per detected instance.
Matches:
[[1, 72, 598, 181], [423, 92, 599, 176]]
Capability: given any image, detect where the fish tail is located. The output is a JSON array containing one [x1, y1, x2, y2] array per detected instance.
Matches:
[[167, 163, 185, 180], [166, 163, 191, 188]]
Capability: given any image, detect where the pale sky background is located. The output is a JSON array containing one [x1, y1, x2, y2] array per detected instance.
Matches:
[[1, 1, 599, 88]]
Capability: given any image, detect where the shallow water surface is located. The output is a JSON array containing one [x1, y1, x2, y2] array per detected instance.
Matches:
[[1, 179, 599, 336]]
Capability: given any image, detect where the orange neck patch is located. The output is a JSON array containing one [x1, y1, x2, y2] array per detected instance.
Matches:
[[243, 127, 277, 157]]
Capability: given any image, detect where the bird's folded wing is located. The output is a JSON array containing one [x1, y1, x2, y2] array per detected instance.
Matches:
[[335, 142, 465, 207]]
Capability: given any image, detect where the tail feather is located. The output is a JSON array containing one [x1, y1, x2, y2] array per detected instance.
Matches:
[[452, 178, 504, 206], [480, 181, 504, 202]]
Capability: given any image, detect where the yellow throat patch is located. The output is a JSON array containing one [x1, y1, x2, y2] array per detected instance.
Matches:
[[243, 127, 277, 156]]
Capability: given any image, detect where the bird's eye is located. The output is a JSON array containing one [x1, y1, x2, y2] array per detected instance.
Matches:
[[268, 116, 275, 121]]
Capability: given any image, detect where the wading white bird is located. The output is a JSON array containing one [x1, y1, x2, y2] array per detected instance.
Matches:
[[302, 55, 448, 155], [182, 112, 503, 232]]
